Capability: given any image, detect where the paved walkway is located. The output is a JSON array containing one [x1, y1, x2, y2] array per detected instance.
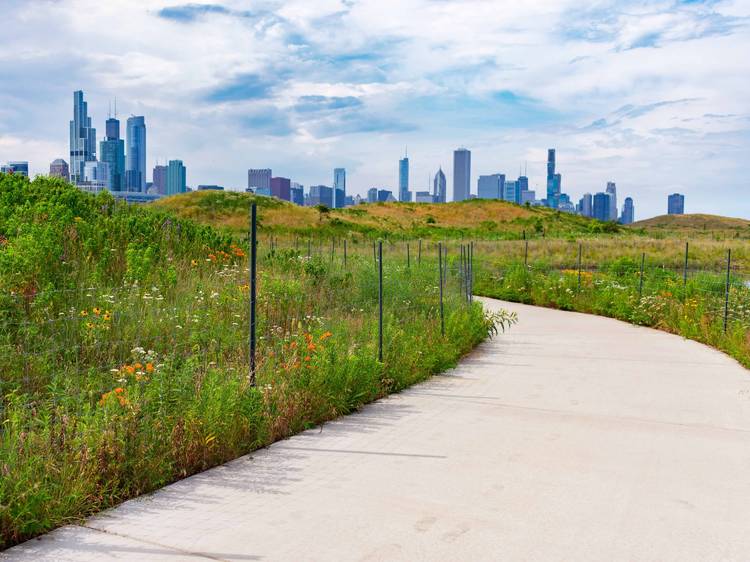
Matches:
[[5, 298, 750, 561]]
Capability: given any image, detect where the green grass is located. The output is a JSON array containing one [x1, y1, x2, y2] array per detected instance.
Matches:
[[0, 175, 515, 548]]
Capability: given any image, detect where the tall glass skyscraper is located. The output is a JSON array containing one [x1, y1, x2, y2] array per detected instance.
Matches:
[[453, 148, 471, 201], [546, 148, 560, 208], [166, 160, 186, 195], [433, 167, 446, 203], [621, 197, 635, 224], [398, 154, 410, 202], [100, 117, 125, 191], [69, 91, 97, 185], [668, 193, 685, 215], [606, 181, 617, 221], [126, 116, 146, 191], [333, 168, 346, 208]]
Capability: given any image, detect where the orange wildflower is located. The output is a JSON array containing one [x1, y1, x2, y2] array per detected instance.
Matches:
[[320, 331, 332, 341], [307, 343, 316, 351], [304, 355, 311, 362], [145, 362, 154, 373]]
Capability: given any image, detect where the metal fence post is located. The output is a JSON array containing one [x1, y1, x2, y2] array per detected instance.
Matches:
[[577, 242, 582, 292], [307, 238, 311, 258], [330, 238, 335, 263], [638, 252, 645, 299], [378, 240, 384, 362], [724, 249, 731, 333], [373, 241, 376, 263], [524, 239, 529, 269], [683, 241, 689, 287], [459, 244, 465, 299], [249, 203, 257, 386], [438, 241, 445, 336], [469, 241, 474, 302]]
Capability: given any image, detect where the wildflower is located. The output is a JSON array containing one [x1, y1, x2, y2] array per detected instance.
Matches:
[[103, 312, 111, 321], [304, 355, 311, 362], [93, 307, 101, 316], [125, 365, 135, 375], [134, 362, 143, 370], [290, 341, 298, 349], [80, 310, 88, 317], [320, 331, 333, 341], [307, 342, 316, 351], [86, 322, 94, 329], [146, 362, 154, 373], [191, 259, 198, 267], [114, 387, 124, 394]]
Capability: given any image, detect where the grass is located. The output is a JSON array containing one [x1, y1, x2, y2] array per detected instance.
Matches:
[[0, 175, 515, 549], [631, 213, 750, 239], [154, 190, 627, 240]]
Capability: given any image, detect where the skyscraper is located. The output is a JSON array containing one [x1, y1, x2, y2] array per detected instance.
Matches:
[[517, 174, 528, 205], [6, 161, 29, 176], [271, 177, 291, 201], [433, 167, 446, 203], [592, 192, 610, 222], [453, 148, 471, 201], [290, 183, 304, 206], [152, 164, 167, 194], [606, 181, 617, 221], [308, 185, 334, 207], [503, 180, 518, 203], [100, 116, 125, 191], [69, 90, 96, 185], [477, 174, 504, 199], [248, 169, 272, 192], [579, 193, 593, 217], [166, 160, 186, 195], [546, 149, 558, 208], [621, 197, 635, 224], [668, 193, 685, 215], [334, 168, 346, 208], [398, 153, 410, 202], [125, 116, 146, 191], [367, 187, 378, 203], [49, 159, 69, 181]]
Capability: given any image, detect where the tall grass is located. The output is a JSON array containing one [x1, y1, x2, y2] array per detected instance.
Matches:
[[0, 175, 513, 549]]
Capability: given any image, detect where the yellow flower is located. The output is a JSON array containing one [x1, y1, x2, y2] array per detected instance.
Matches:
[[80, 310, 88, 317], [93, 307, 101, 316]]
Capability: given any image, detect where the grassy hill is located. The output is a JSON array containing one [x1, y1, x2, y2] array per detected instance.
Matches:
[[631, 213, 750, 238], [153, 190, 622, 239]]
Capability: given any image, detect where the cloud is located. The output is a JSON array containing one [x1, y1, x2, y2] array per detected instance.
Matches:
[[294, 96, 364, 113], [157, 4, 231, 22], [205, 74, 276, 103]]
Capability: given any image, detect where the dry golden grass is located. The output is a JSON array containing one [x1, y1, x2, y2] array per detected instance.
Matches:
[[631, 213, 750, 234]]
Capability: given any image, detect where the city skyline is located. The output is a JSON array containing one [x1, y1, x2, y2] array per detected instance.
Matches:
[[1, 1, 748, 218]]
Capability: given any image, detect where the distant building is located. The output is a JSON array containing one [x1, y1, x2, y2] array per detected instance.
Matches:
[[49, 159, 69, 181], [592, 192, 611, 221], [248, 169, 271, 191], [254, 187, 272, 196], [368, 188, 394, 203], [520, 190, 536, 205], [399, 154, 410, 202], [100, 117, 125, 191], [344, 195, 354, 206], [579, 193, 593, 217], [290, 183, 304, 206], [367, 187, 378, 203], [668, 193, 685, 215], [606, 181, 617, 221], [453, 148, 471, 201], [333, 168, 346, 208], [270, 176, 291, 201], [433, 168, 447, 203], [477, 174, 504, 199], [621, 197, 635, 224], [79, 161, 110, 191], [308, 185, 333, 207], [69, 90, 96, 185], [517, 175, 528, 204], [166, 160, 186, 195], [197, 185, 224, 191], [152, 165, 167, 194], [546, 149, 558, 208], [415, 191, 434, 203], [503, 180, 518, 203], [125, 116, 146, 191], [3, 161, 29, 176]]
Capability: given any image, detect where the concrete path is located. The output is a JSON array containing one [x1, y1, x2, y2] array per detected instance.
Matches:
[[5, 298, 750, 561]]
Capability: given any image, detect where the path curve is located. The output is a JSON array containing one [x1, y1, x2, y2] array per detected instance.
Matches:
[[5, 298, 750, 561]]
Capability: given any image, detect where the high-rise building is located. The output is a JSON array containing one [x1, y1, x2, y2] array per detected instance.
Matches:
[[166, 160, 186, 195], [125, 116, 146, 191], [308, 185, 333, 207], [100, 117, 125, 191], [415, 191, 434, 203], [81, 161, 110, 191], [5, 161, 29, 176], [69, 91, 96, 185], [592, 192, 611, 221], [49, 159, 69, 181], [546, 149, 557, 208], [290, 183, 304, 206], [453, 148, 471, 201], [248, 169, 271, 191], [517, 174, 528, 205], [503, 180, 518, 203], [520, 190, 536, 205], [668, 193, 685, 215], [433, 167, 447, 203], [270, 177, 291, 201], [621, 197, 635, 224], [579, 193, 593, 217], [367, 187, 378, 203], [477, 174, 504, 199], [606, 181, 617, 221], [152, 165, 167, 194], [398, 154, 410, 202], [334, 168, 346, 208]]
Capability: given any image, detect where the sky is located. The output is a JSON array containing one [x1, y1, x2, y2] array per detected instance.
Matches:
[[1, 0, 749, 219]]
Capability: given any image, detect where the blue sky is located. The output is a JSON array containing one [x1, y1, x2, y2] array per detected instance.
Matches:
[[1, 0, 749, 219]]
